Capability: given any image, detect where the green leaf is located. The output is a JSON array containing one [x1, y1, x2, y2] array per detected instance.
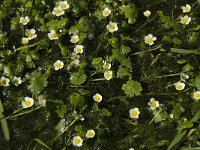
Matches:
[[55, 104, 67, 118], [173, 38, 182, 45], [46, 18, 68, 31], [122, 80, 142, 97], [190, 109, 200, 122], [167, 130, 187, 150], [33, 138, 51, 150], [77, 17, 90, 32], [69, 26, 79, 35], [121, 45, 131, 54], [182, 63, 194, 72], [69, 93, 86, 108], [192, 74, 200, 90], [102, 108, 112, 116], [117, 66, 131, 79], [108, 37, 118, 48], [10, 17, 19, 30], [70, 70, 86, 85], [171, 48, 200, 54], [26, 71, 48, 95], [122, 3, 138, 24]]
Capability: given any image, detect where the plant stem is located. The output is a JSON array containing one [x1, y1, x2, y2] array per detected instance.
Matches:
[[149, 110, 162, 124]]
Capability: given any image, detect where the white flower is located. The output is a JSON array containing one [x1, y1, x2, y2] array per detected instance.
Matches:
[[129, 108, 140, 119], [19, 16, 30, 25], [25, 29, 37, 40], [102, 7, 111, 17], [70, 35, 79, 43], [52, 7, 65, 16], [13, 76, 22, 86], [103, 61, 111, 69], [74, 45, 84, 54], [144, 34, 157, 45], [180, 15, 191, 25], [143, 10, 151, 17], [0, 76, 10, 87], [174, 82, 185, 91], [54, 119, 66, 132], [22, 37, 29, 44], [193, 91, 200, 100], [58, 1, 70, 10], [148, 98, 159, 110], [72, 136, 83, 147], [181, 4, 191, 13], [86, 129, 95, 138], [93, 93, 102, 102], [129, 148, 135, 150], [48, 30, 58, 40], [106, 22, 118, 33], [22, 97, 34, 108], [104, 70, 112, 80], [54, 60, 64, 70]]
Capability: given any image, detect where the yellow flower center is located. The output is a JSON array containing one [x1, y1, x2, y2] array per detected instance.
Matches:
[[55, 9, 61, 14], [22, 39, 28, 44], [151, 101, 157, 107], [50, 33, 57, 39], [104, 10, 110, 16], [132, 111, 138, 117], [185, 7, 190, 12], [72, 38, 78, 43], [177, 84, 183, 90], [75, 138, 81, 144], [1, 80, 6, 85], [14, 79, 19, 84], [95, 96, 101, 102], [61, 3, 67, 9], [109, 24, 115, 30], [147, 37, 153, 44], [105, 73, 112, 78], [145, 12, 150, 17], [22, 19, 27, 23], [194, 93, 200, 99], [25, 100, 31, 106], [56, 63, 62, 69], [76, 48, 82, 53], [182, 18, 188, 24], [89, 132, 94, 137]]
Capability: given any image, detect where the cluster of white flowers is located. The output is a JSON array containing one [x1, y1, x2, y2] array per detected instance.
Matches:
[[22, 29, 37, 44], [0, 76, 22, 87], [72, 129, 95, 147], [180, 4, 191, 25], [52, 1, 69, 17]]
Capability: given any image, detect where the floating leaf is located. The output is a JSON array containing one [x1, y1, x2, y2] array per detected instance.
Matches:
[[122, 80, 142, 97]]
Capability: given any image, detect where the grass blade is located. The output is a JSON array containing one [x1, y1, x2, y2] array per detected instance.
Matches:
[[0, 100, 10, 141]]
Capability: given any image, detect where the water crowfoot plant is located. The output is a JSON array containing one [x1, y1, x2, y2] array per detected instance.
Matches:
[[1, 0, 200, 149]]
